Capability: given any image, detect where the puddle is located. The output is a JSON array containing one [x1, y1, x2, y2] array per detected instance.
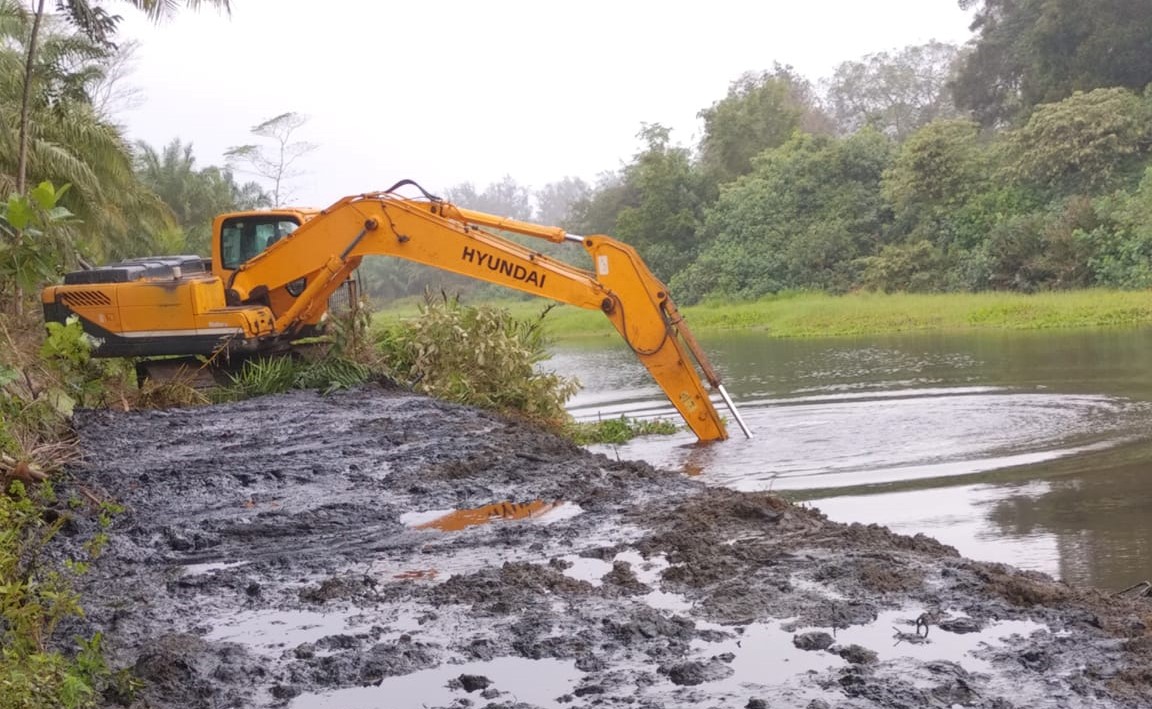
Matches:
[[613, 549, 669, 584], [558, 549, 694, 612], [370, 521, 649, 585], [558, 550, 670, 586], [400, 500, 581, 531], [642, 589, 694, 613], [180, 560, 250, 576], [290, 657, 581, 709], [696, 608, 1047, 688], [203, 610, 365, 655], [559, 556, 612, 586]]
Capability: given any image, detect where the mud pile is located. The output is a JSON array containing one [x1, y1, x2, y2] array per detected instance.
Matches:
[[63, 385, 1152, 708]]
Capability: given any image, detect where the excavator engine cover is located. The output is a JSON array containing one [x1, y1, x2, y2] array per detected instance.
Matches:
[[42, 255, 275, 358], [62, 255, 210, 285]]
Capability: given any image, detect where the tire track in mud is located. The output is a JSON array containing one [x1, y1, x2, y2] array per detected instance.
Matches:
[[61, 386, 1152, 709]]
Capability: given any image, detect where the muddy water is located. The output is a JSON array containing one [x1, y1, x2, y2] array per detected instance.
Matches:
[[71, 385, 1152, 708], [554, 327, 1152, 591]]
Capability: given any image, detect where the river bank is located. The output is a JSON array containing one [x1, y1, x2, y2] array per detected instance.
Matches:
[[373, 290, 1152, 340], [62, 385, 1152, 708]]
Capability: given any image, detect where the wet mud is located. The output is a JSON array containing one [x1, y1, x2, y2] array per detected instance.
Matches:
[[61, 385, 1152, 708]]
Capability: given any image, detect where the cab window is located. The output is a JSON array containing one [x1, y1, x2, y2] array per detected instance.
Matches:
[[220, 217, 300, 269]]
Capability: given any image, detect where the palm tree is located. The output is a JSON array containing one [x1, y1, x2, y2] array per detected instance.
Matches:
[[15, 0, 232, 194], [135, 138, 270, 254], [0, 10, 173, 261]]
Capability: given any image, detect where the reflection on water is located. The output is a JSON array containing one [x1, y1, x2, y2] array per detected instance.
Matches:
[[292, 656, 580, 709], [400, 500, 578, 532], [550, 328, 1152, 590], [698, 608, 1046, 684]]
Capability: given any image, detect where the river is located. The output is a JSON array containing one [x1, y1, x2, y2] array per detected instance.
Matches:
[[550, 327, 1152, 592]]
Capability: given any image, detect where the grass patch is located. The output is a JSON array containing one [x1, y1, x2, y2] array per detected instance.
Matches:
[[0, 479, 131, 709], [224, 355, 377, 399], [564, 416, 678, 445], [374, 290, 1152, 340]]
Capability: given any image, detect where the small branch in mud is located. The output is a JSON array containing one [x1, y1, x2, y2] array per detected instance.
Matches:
[[1114, 581, 1152, 599]]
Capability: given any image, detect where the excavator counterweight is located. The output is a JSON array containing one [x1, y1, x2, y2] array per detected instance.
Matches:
[[41, 182, 750, 443]]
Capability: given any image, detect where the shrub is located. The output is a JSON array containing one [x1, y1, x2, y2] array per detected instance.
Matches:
[[376, 292, 579, 423], [0, 482, 119, 709], [39, 317, 132, 412]]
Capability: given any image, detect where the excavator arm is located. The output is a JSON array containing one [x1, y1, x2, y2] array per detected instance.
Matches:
[[225, 187, 750, 443]]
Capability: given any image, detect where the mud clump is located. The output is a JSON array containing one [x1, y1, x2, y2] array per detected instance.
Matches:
[[299, 574, 379, 604], [59, 386, 1152, 708], [449, 673, 492, 692], [856, 557, 926, 594], [833, 643, 879, 665], [429, 561, 594, 611], [601, 560, 649, 595], [131, 634, 263, 709], [793, 631, 835, 651], [288, 637, 440, 686], [659, 658, 734, 686], [939, 617, 983, 634]]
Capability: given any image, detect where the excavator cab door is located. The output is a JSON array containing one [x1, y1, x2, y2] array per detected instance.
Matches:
[[214, 214, 316, 319], [218, 216, 301, 273]]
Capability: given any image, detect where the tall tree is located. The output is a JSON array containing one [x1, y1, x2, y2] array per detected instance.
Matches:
[[824, 41, 962, 140], [882, 119, 992, 241], [225, 112, 315, 207], [534, 176, 589, 227], [0, 8, 171, 262], [565, 171, 635, 238], [954, 0, 1152, 126], [613, 124, 706, 281], [871, 118, 1001, 289], [697, 65, 832, 186], [15, 0, 231, 195], [135, 138, 270, 253], [1005, 88, 1152, 196], [673, 130, 895, 301], [87, 39, 143, 119], [443, 175, 533, 220]]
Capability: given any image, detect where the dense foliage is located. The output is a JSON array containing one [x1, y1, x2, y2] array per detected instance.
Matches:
[[555, 37, 1152, 301], [0, 0, 252, 303], [954, 0, 1152, 127], [2, 4, 1151, 309]]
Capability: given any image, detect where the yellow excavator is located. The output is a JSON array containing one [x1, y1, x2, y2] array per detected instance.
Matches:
[[40, 180, 751, 442]]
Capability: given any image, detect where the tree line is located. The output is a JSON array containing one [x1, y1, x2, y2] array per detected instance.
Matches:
[[549, 0, 1152, 302], [380, 0, 1152, 302], [3, 0, 1151, 308], [0, 0, 309, 309]]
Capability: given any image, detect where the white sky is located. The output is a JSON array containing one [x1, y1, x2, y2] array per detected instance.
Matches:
[[116, 0, 975, 208]]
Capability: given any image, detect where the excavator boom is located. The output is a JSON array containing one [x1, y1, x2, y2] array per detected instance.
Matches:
[[227, 191, 731, 441], [42, 183, 749, 442]]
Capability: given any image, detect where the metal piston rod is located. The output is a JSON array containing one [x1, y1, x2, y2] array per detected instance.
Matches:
[[717, 383, 753, 439], [668, 304, 753, 440]]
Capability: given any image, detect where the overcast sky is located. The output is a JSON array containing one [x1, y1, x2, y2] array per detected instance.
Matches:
[[116, 0, 975, 208]]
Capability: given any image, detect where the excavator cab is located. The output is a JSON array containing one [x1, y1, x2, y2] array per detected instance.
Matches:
[[218, 215, 306, 271]]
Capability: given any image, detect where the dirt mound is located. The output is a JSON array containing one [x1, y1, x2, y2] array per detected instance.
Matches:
[[60, 385, 1152, 708]]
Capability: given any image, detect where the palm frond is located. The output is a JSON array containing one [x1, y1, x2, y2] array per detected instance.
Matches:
[[0, 0, 27, 42]]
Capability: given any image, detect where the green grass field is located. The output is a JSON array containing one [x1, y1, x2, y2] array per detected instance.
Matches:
[[372, 290, 1152, 340]]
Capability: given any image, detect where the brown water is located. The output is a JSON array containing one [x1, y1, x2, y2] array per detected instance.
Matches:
[[552, 327, 1152, 591]]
